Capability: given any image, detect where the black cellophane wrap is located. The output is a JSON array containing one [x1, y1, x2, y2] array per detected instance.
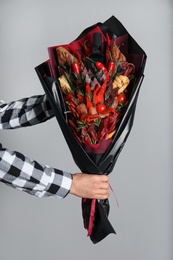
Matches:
[[35, 15, 147, 243]]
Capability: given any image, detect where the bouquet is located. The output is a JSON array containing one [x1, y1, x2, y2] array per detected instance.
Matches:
[[35, 16, 147, 243]]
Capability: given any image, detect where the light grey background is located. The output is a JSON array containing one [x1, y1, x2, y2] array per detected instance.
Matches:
[[0, 0, 172, 259]]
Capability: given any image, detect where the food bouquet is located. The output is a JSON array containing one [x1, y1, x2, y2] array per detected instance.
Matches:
[[35, 16, 147, 243]]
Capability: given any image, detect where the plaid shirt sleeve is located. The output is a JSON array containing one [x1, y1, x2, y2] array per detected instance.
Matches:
[[0, 95, 54, 129], [0, 95, 72, 198], [0, 143, 72, 198]]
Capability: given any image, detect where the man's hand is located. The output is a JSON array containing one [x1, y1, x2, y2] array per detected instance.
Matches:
[[70, 173, 110, 200]]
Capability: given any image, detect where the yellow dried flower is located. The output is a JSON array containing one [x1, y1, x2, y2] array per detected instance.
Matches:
[[112, 75, 130, 94]]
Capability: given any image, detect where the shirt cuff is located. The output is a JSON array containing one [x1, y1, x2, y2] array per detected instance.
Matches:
[[50, 170, 73, 199]]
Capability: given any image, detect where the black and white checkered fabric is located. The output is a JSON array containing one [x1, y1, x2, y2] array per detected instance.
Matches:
[[0, 95, 72, 198], [0, 95, 54, 129]]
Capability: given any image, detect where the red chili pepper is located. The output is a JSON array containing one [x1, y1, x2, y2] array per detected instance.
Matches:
[[85, 82, 92, 95], [108, 61, 115, 76], [69, 101, 76, 109], [95, 62, 110, 81], [77, 93, 84, 102], [70, 105, 79, 118], [93, 84, 101, 104], [65, 93, 73, 101], [72, 62, 81, 75], [69, 98, 78, 107], [93, 80, 107, 104], [86, 97, 94, 109], [85, 83, 94, 109]]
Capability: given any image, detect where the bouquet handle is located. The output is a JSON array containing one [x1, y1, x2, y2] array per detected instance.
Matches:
[[82, 198, 116, 244]]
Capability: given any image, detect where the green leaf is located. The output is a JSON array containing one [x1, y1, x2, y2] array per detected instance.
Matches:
[[94, 118, 101, 127]]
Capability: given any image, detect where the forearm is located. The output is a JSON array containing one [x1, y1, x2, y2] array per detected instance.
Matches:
[[0, 143, 72, 198], [0, 95, 54, 129]]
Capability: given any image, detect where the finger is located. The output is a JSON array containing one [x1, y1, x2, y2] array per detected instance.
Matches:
[[96, 191, 110, 200], [99, 183, 109, 189], [100, 175, 109, 182], [97, 188, 109, 196]]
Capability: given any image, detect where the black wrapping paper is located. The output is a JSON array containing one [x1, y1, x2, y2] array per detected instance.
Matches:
[[35, 15, 147, 243]]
